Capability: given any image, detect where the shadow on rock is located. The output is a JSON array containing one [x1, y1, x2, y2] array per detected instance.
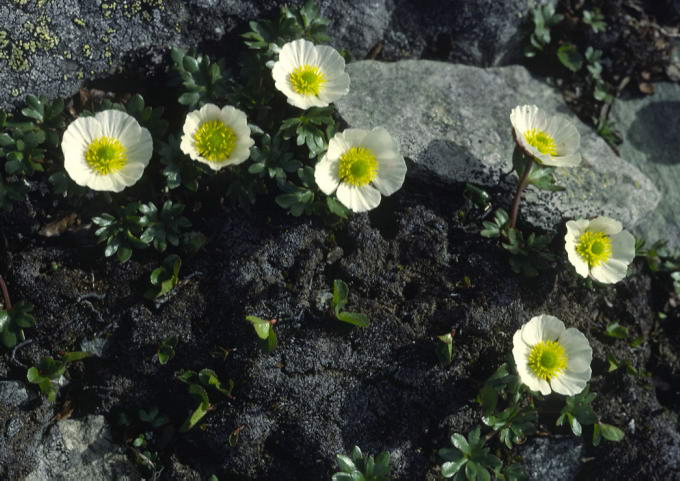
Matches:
[[627, 101, 680, 165]]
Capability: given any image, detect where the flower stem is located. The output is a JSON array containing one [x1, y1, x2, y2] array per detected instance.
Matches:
[[509, 164, 532, 230], [0, 275, 11, 311]]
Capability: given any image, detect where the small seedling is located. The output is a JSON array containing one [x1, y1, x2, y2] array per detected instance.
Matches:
[[583, 9, 606, 33], [145, 254, 182, 299], [246, 316, 277, 352], [0, 299, 35, 348], [156, 336, 178, 365], [332, 446, 391, 481], [524, 4, 564, 57], [435, 331, 455, 366], [26, 351, 92, 402], [177, 368, 234, 432], [332, 280, 370, 327]]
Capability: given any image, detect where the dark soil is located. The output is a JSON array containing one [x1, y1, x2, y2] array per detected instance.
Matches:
[[1, 165, 680, 480]]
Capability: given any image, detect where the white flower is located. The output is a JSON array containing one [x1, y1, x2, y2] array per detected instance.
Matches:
[[314, 127, 407, 213], [180, 104, 254, 171], [62, 110, 153, 192], [565, 216, 636, 284], [510, 105, 581, 168], [272, 39, 350, 110], [513, 315, 592, 396]]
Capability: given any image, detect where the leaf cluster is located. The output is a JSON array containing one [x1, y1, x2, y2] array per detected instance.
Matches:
[[524, 4, 563, 58], [439, 427, 502, 481], [0, 301, 35, 348], [177, 368, 234, 432], [583, 9, 606, 33], [331, 279, 370, 327], [555, 386, 623, 445], [171, 48, 229, 109], [243, 0, 330, 56], [26, 351, 91, 402], [146, 254, 182, 299], [156, 336, 177, 365], [332, 446, 391, 481]]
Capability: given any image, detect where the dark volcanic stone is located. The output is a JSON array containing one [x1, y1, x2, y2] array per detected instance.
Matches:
[[0, 0, 536, 111]]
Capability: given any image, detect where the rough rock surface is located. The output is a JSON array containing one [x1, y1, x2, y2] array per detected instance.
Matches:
[[611, 82, 680, 250], [23, 415, 140, 481], [0, 0, 535, 111], [335, 60, 661, 232]]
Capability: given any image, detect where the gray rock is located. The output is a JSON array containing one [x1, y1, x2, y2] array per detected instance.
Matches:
[[520, 437, 583, 481], [23, 415, 140, 481], [0, 380, 29, 408], [335, 60, 661, 231], [0, 0, 535, 110], [610, 83, 680, 249]]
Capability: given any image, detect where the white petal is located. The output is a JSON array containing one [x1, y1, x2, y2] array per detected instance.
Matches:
[[318, 73, 351, 103], [587, 216, 622, 236], [314, 155, 340, 195], [182, 110, 202, 137], [516, 361, 551, 395], [341, 129, 371, 147], [558, 328, 592, 372], [124, 127, 153, 168], [326, 133, 350, 161], [545, 115, 580, 155], [542, 152, 581, 168], [95, 110, 137, 139], [363, 128, 406, 196], [315, 45, 346, 77], [565, 219, 589, 241], [565, 239, 590, 278], [86, 173, 121, 192], [610, 230, 636, 265], [521, 315, 566, 345], [550, 368, 591, 396], [590, 258, 628, 284], [336, 183, 381, 213]]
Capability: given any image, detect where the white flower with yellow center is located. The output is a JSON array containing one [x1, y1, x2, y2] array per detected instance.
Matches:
[[272, 39, 350, 110], [510, 105, 581, 168], [513, 315, 592, 396], [565, 216, 636, 284], [314, 127, 406, 213], [180, 104, 254, 171], [62, 110, 153, 192]]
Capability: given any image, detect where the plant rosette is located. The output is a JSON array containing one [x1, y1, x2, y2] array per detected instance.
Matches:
[[565, 216, 636, 284], [180, 103, 254, 171], [510, 104, 581, 168], [272, 39, 350, 110], [62, 110, 153, 192], [512, 315, 592, 396], [314, 127, 406, 212]]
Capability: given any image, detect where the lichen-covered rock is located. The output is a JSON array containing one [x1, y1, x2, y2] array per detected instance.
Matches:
[[0, 0, 536, 111], [611, 82, 680, 249], [23, 415, 140, 481], [335, 60, 661, 232]]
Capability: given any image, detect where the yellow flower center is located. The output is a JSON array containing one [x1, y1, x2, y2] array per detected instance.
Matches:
[[85, 136, 127, 175], [338, 147, 379, 187], [193, 120, 237, 163], [289, 64, 326, 96], [576, 231, 612, 267], [524, 128, 558, 156], [527, 340, 568, 381]]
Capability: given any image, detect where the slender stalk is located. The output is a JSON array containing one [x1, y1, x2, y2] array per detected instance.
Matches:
[[509, 165, 532, 230], [0, 275, 11, 310]]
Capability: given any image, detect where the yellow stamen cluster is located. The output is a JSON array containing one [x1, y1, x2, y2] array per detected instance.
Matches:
[[576, 231, 612, 267], [193, 120, 237, 163], [527, 340, 568, 380], [338, 147, 379, 187], [524, 128, 558, 156], [289, 64, 326, 96], [85, 136, 128, 175]]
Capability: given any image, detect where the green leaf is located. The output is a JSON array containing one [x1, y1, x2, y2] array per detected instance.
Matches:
[[126, 94, 144, 115], [0, 133, 14, 147], [178, 92, 200, 106], [598, 423, 624, 442], [332, 279, 349, 314], [442, 457, 467, 478], [180, 384, 210, 432], [592, 422, 602, 447], [21, 107, 43, 122], [605, 322, 629, 339], [436, 332, 454, 365], [450, 433, 470, 454], [246, 315, 270, 340], [526, 164, 565, 191], [182, 56, 199, 73], [337, 311, 370, 328], [62, 351, 92, 363], [326, 196, 349, 219], [26, 367, 44, 383], [1, 329, 17, 348], [557, 43, 584, 72], [336, 454, 356, 472]]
